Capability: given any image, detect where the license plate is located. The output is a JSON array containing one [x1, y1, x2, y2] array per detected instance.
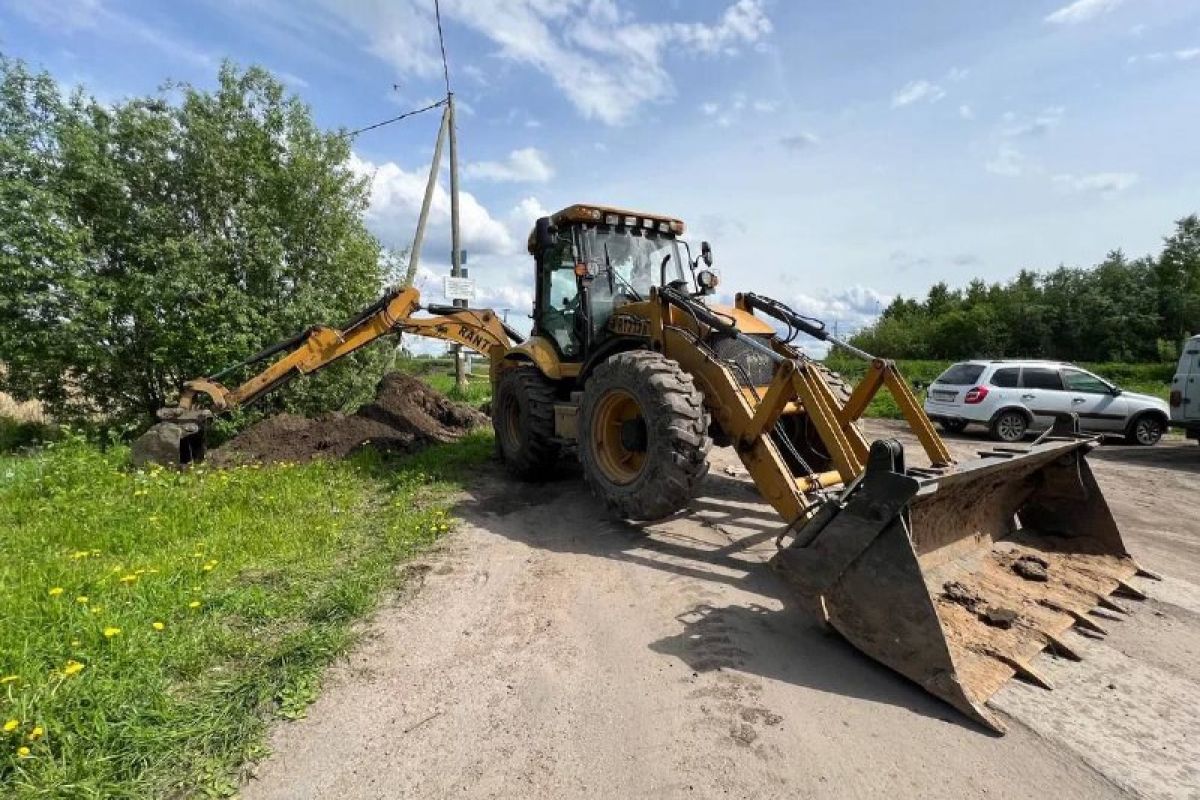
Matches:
[[932, 390, 958, 402]]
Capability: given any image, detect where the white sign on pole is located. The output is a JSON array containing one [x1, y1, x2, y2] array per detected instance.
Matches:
[[443, 276, 476, 302]]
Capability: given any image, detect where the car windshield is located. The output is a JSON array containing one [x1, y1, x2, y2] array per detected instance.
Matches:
[[577, 226, 686, 298], [934, 363, 986, 385]]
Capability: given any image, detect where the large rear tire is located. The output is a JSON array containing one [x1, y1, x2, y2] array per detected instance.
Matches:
[[579, 351, 711, 520], [493, 366, 561, 480]]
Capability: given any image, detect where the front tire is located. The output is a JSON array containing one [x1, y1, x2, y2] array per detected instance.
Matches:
[[990, 410, 1028, 443], [1125, 413, 1164, 446], [493, 366, 561, 479], [579, 351, 711, 520], [772, 361, 857, 475]]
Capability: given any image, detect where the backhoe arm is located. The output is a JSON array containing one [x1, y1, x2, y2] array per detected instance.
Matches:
[[174, 286, 515, 414]]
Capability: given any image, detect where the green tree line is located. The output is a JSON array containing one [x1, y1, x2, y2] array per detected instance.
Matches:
[[848, 216, 1200, 363], [0, 55, 392, 430]]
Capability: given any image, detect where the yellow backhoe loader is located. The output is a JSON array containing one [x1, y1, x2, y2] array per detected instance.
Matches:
[[136, 203, 1154, 732]]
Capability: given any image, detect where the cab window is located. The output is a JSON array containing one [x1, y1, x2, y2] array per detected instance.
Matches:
[[1021, 367, 1063, 390], [1062, 369, 1111, 394], [538, 236, 582, 357]]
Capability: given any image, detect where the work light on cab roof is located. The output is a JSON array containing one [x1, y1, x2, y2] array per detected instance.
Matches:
[[526, 203, 685, 253]]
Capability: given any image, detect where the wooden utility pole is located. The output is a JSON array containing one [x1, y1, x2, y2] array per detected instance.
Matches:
[[447, 92, 466, 392], [404, 104, 450, 289]]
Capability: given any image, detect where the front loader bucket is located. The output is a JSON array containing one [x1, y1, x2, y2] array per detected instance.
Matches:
[[771, 435, 1147, 733]]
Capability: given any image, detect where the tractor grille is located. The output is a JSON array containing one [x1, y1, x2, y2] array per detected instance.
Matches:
[[710, 335, 776, 386]]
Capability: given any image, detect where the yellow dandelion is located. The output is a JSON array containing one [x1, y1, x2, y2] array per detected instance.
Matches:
[[70, 639, 81, 647], [202, 563, 215, 572], [111, 565, 123, 573], [188, 601, 201, 609], [103, 627, 121, 638], [48, 587, 64, 597], [28, 726, 43, 741], [0, 675, 19, 685], [62, 660, 85, 676], [76, 595, 88, 604], [118, 574, 138, 584], [16, 746, 30, 758], [3, 719, 17, 732], [70, 550, 90, 559], [90, 606, 104, 614], [151, 621, 165, 631], [192, 552, 204, 558]]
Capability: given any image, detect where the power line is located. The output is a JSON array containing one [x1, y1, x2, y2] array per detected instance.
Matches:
[[340, 98, 447, 139], [434, 0, 452, 96]]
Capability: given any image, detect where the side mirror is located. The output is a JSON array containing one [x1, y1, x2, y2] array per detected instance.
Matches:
[[700, 241, 713, 267], [535, 217, 557, 251], [696, 269, 719, 296]]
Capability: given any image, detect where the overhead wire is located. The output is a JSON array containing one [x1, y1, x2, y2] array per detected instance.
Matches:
[[339, 98, 447, 139], [338, 1, 454, 139], [434, 0, 452, 97]]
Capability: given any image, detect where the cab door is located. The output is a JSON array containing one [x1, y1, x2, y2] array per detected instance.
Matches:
[[533, 229, 585, 360], [1060, 368, 1125, 432]]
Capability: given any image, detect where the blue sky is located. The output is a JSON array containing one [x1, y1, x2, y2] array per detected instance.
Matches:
[[3, 0, 1198, 340]]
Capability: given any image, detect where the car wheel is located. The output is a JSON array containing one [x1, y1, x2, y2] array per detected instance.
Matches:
[[939, 419, 968, 435], [990, 410, 1028, 443], [1125, 413, 1164, 446]]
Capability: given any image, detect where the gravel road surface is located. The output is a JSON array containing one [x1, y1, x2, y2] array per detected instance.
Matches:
[[243, 422, 1200, 799]]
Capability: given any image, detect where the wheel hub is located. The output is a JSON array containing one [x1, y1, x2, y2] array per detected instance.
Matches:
[[592, 389, 647, 485]]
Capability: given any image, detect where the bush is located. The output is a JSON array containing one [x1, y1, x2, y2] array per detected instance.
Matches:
[[0, 56, 389, 430]]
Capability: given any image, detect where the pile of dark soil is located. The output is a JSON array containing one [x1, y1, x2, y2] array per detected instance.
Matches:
[[209, 372, 488, 466]]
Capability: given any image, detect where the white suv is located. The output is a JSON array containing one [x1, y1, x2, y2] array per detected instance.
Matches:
[[923, 360, 1170, 445]]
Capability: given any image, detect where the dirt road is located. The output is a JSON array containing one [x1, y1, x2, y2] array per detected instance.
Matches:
[[243, 423, 1200, 799]]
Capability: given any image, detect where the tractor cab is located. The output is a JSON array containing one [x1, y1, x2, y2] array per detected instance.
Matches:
[[528, 204, 710, 360]]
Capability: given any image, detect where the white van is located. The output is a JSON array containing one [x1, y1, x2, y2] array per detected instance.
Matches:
[[1169, 334, 1200, 444]]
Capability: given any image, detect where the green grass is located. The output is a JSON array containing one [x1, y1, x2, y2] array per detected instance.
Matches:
[[394, 357, 492, 406], [823, 357, 1175, 420], [0, 431, 492, 798]]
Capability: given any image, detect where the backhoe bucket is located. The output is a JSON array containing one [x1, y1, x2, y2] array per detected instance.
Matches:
[[771, 435, 1145, 733], [131, 410, 211, 468]]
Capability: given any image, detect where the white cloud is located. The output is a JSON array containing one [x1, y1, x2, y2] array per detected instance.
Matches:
[[349, 153, 514, 256], [464, 147, 554, 183], [946, 66, 969, 82], [508, 196, 550, 246], [1128, 47, 1200, 64], [319, 0, 772, 126], [752, 99, 779, 113], [891, 79, 946, 108], [1001, 106, 1065, 138], [958, 104, 975, 120], [669, 0, 772, 55], [779, 132, 820, 151], [1053, 171, 1139, 195], [700, 101, 720, 116], [789, 286, 892, 343], [985, 144, 1026, 177], [1045, 0, 1124, 25]]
